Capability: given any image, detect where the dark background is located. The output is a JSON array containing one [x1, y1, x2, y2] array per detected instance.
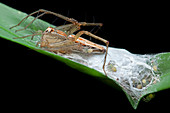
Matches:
[[1, 1, 169, 112]]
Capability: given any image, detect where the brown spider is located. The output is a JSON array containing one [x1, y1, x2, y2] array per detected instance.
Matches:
[[10, 9, 109, 76]]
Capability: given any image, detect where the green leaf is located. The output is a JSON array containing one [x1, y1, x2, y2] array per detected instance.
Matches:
[[132, 52, 170, 109], [0, 3, 169, 109]]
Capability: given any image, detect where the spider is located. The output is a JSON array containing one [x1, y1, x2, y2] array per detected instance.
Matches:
[[10, 9, 109, 75]]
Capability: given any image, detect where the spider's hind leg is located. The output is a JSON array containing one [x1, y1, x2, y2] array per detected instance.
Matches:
[[74, 30, 109, 76]]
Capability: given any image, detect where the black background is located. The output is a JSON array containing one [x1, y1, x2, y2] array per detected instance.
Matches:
[[1, 1, 169, 112]]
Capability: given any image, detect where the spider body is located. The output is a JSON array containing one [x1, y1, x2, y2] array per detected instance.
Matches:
[[40, 27, 105, 54]]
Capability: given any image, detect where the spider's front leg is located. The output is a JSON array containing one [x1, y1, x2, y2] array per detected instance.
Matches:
[[9, 9, 79, 32], [74, 31, 109, 76]]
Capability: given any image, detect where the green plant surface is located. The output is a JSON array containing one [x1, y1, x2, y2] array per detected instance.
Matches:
[[0, 2, 169, 109]]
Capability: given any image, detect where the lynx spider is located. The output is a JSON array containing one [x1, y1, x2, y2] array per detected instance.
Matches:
[[10, 9, 109, 75]]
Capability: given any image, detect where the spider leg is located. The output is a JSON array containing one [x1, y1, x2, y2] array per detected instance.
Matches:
[[79, 22, 103, 27], [10, 9, 79, 32], [14, 12, 46, 32], [10, 9, 104, 38], [74, 31, 109, 76], [10, 10, 42, 30], [55, 22, 103, 36], [13, 30, 43, 39], [55, 24, 73, 31]]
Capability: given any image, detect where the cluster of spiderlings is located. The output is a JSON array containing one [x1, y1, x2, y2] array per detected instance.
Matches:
[[105, 54, 160, 102], [129, 65, 154, 90]]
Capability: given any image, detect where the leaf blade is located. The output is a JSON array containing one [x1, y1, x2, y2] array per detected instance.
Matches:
[[0, 3, 169, 109]]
